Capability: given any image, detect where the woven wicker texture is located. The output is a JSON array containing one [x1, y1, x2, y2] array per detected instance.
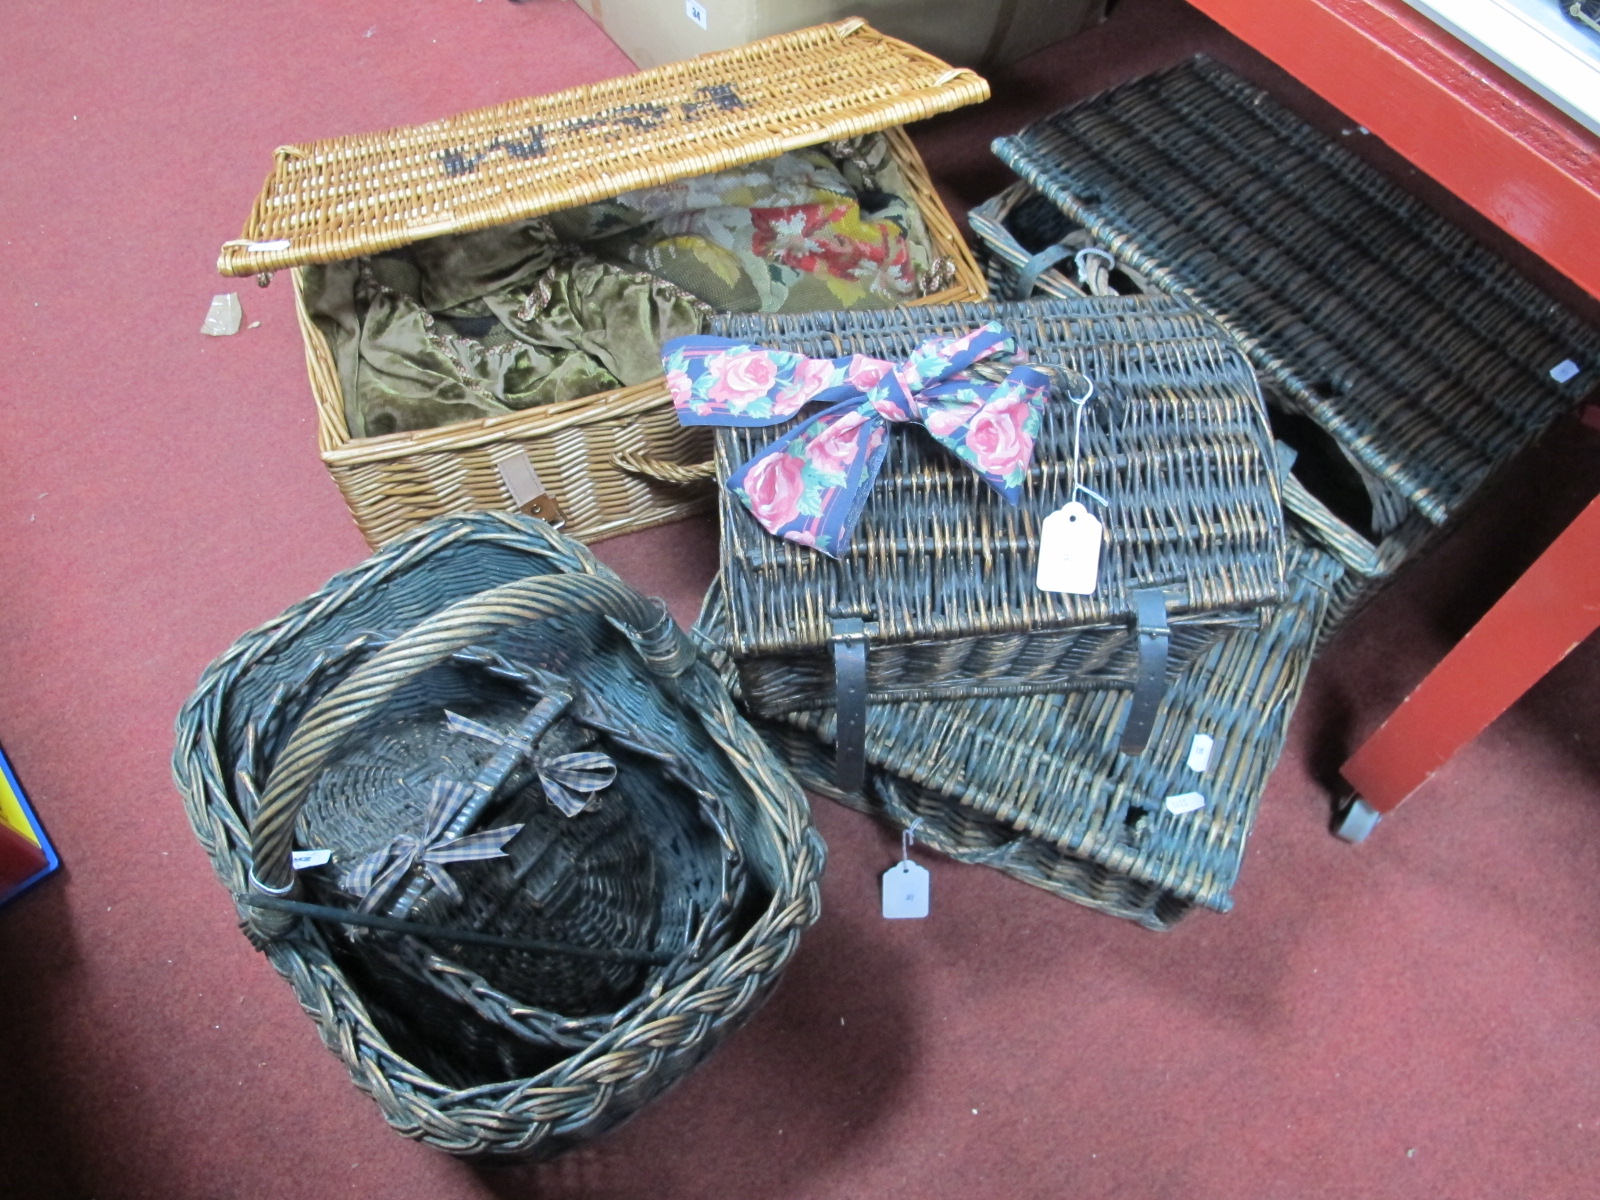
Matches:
[[966, 174, 1557, 642], [992, 56, 1600, 531], [219, 20, 988, 276], [710, 296, 1287, 714], [253, 20, 992, 548], [698, 535, 1343, 928], [172, 512, 824, 1160]]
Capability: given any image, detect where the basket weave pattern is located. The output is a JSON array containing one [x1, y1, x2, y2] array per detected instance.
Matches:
[[702, 537, 1342, 929], [173, 513, 825, 1159], [223, 22, 992, 548], [711, 296, 1287, 714], [991, 58, 1600, 532]]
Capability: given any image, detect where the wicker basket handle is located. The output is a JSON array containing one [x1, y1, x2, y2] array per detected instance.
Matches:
[[611, 449, 717, 485], [246, 572, 694, 922]]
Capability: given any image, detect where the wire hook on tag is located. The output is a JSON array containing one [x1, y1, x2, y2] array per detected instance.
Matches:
[[901, 817, 924, 862], [1065, 377, 1107, 509], [883, 818, 930, 919]]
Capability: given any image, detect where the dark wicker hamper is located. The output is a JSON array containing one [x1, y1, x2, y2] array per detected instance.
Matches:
[[981, 57, 1600, 633], [699, 535, 1344, 929], [706, 295, 1289, 778]]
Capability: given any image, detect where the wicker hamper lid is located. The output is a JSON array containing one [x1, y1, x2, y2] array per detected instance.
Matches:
[[992, 57, 1600, 528], [711, 296, 1288, 659], [218, 20, 988, 276]]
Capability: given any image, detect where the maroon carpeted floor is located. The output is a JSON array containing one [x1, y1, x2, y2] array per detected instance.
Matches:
[[3, 2, 1599, 1197]]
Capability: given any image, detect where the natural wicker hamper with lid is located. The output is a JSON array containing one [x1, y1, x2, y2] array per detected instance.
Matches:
[[172, 512, 825, 1159], [698, 535, 1343, 929], [219, 20, 990, 548], [708, 295, 1288, 739]]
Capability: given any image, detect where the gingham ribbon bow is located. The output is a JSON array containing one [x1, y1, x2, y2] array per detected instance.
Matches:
[[446, 710, 618, 818], [663, 323, 1051, 557], [341, 780, 525, 913]]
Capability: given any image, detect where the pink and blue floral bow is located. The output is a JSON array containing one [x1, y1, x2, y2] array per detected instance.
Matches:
[[663, 323, 1052, 556]]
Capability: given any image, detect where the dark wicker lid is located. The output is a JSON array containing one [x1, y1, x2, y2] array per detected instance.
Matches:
[[993, 57, 1600, 526], [710, 295, 1288, 659]]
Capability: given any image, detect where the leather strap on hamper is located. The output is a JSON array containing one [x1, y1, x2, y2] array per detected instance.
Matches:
[[831, 617, 871, 793], [1118, 589, 1172, 756]]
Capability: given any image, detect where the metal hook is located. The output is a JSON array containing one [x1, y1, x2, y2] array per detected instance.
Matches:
[[1067, 377, 1103, 507], [901, 817, 924, 862]]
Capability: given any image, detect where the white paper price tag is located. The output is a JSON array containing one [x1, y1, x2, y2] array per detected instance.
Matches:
[[1035, 501, 1103, 594], [1164, 792, 1206, 815], [882, 860, 930, 919], [291, 849, 333, 869], [1550, 359, 1580, 383], [1187, 733, 1214, 773], [685, 0, 708, 29]]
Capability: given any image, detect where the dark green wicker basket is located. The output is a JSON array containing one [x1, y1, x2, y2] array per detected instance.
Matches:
[[172, 512, 824, 1160], [708, 296, 1288, 750], [972, 179, 1428, 627], [699, 536, 1342, 929]]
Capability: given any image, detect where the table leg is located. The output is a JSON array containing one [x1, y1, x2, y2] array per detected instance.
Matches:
[[1335, 492, 1600, 841]]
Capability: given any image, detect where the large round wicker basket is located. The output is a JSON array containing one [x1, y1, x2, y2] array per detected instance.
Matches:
[[172, 512, 824, 1159]]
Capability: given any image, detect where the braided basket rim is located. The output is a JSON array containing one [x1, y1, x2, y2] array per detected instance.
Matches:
[[171, 512, 824, 1159]]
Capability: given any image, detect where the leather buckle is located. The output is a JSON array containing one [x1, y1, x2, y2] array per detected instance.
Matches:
[[830, 616, 872, 793], [1117, 588, 1172, 756]]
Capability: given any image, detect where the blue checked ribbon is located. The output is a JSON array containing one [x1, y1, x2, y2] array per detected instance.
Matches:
[[662, 322, 1052, 556], [340, 780, 524, 913], [445, 711, 618, 817]]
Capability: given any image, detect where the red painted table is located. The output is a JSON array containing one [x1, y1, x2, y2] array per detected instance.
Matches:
[[1184, 0, 1600, 839]]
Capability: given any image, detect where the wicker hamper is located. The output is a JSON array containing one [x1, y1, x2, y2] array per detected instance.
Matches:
[[172, 512, 824, 1159], [972, 180, 1437, 641], [218, 21, 989, 549], [706, 295, 1287, 781], [698, 535, 1343, 929], [982, 57, 1600, 627]]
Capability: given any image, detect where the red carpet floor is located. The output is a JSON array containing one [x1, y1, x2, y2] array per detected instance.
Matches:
[[3, 2, 1599, 1197]]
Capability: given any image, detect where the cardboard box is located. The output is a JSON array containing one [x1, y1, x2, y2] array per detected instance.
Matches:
[[572, 0, 1105, 70]]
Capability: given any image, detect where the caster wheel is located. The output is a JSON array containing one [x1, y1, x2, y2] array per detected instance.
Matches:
[[1334, 796, 1381, 843]]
